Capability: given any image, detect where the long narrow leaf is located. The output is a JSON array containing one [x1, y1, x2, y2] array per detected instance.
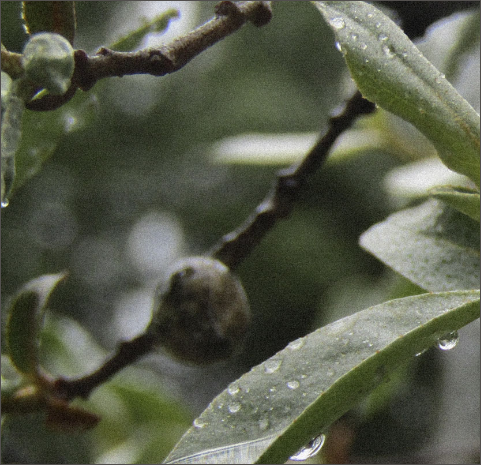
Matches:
[[314, 1, 480, 186], [165, 290, 479, 464]]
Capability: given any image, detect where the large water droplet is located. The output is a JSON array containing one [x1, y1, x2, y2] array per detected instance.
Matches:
[[289, 434, 326, 461], [330, 17, 345, 30], [287, 380, 300, 390], [437, 331, 459, 351], [1, 198, 10, 208], [227, 402, 241, 413], [264, 358, 282, 374]]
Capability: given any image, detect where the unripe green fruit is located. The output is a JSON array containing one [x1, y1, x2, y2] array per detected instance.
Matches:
[[22, 32, 75, 95], [148, 257, 251, 364]]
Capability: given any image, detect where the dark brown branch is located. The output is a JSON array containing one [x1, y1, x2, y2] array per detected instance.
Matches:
[[209, 91, 376, 270], [52, 332, 157, 401], [26, 1, 272, 111]]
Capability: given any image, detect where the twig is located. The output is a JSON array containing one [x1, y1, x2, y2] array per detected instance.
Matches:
[[209, 90, 376, 270], [52, 332, 157, 401], [50, 91, 375, 402], [26, 1, 272, 111]]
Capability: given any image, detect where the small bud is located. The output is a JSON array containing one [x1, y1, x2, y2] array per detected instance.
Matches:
[[22, 32, 75, 95], [148, 257, 251, 364]]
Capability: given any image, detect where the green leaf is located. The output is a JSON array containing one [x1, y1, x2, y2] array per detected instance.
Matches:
[[109, 9, 179, 52], [429, 186, 480, 222], [360, 199, 480, 292], [165, 290, 479, 464], [313, 1, 480, 186], [6, 272, 66, 377], [22, 1, 76, 45]]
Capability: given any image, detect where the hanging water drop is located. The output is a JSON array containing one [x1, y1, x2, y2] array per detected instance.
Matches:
[[264, 358, 282, 374], [1, 198, 9, 208], [330, 17, 345, 30], [437, 331, 459, 351], [289, 434, 326, 461]]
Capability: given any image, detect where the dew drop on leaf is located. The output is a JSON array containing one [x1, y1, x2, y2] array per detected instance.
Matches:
[[193, 418, 207, 429], [227, 402, 241, 413], [227, 383, 240, 396], [286, 380, 300, 390], [287, 338, 304, 351], [289, 434, 326, 461], [437, 331, 459, 351], [264, 358, 282, 374], [330, 17, 345, 30]]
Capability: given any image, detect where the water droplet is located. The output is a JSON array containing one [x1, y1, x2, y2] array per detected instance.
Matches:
[[258, 417, 269, 431], [378, 33, 388, 41], [228, 383, 240, 396], [1, 198, 10, 208], [330, 17, 345, 30], [288, 338, 304, 351], [326, 368, 335, 377], [375, 22, 381, 28], [382, 45, 395, 58], [287, 380, 300, 390], [193, 418, 208, 429], [439, 73, 446, 79], [360, 42, 367, 50], [401, 49, 408, 58], [64, 113, 77, 132], [264, 358, 282, 374], [290, 434, 326, 461], [335, 41, 344, 54], [228, 402, 241, 413], [350, 33, 359, 41], [437, 331, 459, 351]]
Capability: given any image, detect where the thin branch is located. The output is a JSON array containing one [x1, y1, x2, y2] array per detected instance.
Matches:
[[209, 90, 376, 270], [50, 91, 375, 403], [26, 1, 272, 111], [52, 332, 157, 401]]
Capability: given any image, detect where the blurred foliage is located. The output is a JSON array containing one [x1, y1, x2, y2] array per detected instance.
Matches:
[[1, 1, 479, 463]]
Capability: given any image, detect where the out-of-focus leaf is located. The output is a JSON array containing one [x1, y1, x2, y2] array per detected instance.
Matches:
[[314, 1, 480, 186], [109, 9, 179, 52], [6, 272, 66, 377], [165, 290, 479, 464], [11, 91, 98, 196], [383, 157, 472, 204], [429, 186, 480, 222], [22, 1, 76, 45], [360, 199, 480, 291]]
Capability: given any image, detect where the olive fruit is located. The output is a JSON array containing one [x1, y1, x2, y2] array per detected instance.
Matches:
[[148, 256, 251, 364]]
